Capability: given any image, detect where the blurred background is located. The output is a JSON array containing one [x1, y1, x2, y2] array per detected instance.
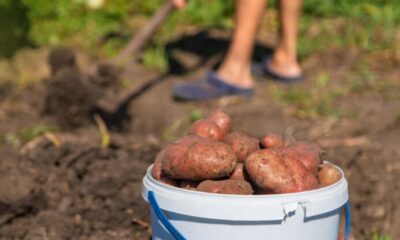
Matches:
[[0, 0, 399, 239]]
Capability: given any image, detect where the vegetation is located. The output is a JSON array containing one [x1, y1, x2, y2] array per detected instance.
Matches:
[[1, 124, 58, 146], [270, 72, 343, 119], [0, 0, 398, 119], [0, 0, 398, 58]]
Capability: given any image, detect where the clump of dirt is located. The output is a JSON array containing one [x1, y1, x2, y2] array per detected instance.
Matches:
[[48, 47, 76, 75], [43, 48, 119, 129], [44, 67, 99, 128]]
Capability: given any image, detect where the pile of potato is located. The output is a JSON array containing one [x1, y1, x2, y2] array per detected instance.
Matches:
[[151, 110, 341, 195]]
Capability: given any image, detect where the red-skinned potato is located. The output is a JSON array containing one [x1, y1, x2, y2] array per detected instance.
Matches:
[[151, 149, 178, 187], [207, 109, 232, 135], [262, 134, 284, 148], [283, 154, 319, 192], [223, 132, 260, 162], [197, 179, 253, 195], [188, 119, 225, 141], [283, 142, 323, 175], [245, 148, 318, 194], [318, 163, 341, 187], [261, 134, 296, 148], [158, 176, 178, 187], [179, 180, 199, 190], [254, 186, 274, 195], [245, 149, 293, 193], [162, 135, 237, 181], [228, 163, 250, 182]]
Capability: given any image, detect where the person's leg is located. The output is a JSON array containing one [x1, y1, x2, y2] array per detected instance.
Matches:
[[173, 0, 266, 101], [216, 0, 267, 88], [268, 0, 303, 77]]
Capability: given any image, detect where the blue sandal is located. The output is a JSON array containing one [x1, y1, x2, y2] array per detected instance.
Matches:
[[252, 55, 303, 84], [173, 71, 254, 101]]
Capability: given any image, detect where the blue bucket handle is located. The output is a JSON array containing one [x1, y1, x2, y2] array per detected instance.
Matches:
[[344, 200, 351, 240], [148, 191, 351, 240], [148, 191, 186, 240]]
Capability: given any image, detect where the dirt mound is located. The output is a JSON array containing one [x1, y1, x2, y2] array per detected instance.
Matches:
[[44, 48, 119, 129]]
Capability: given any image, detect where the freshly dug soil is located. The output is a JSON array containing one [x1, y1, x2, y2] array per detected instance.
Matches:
[[0, 135, 155, 240], [43, 47, 118, 129]]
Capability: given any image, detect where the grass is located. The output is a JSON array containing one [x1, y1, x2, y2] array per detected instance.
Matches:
[[189, 109, 204, 123], [141, 45, 168, 72], [270, 72, 343, 119], [349, 65, 379, 93], [1, 0, 398, 58], [371, 230, 393, 240], [1, 124, 59, 146]]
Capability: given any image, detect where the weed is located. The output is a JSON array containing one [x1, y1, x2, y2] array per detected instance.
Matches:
[[18, 124, 59, 143]]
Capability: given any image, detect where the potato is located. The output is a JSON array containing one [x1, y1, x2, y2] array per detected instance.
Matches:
[[245, 148, 318, 194], [261, 134, 296, 148], [179, 180, 199, 190], [188, 119, 225, 141], [207, 109, 232, 135], [158, 176, 178, 187], [228, 163, 250, 182], [254, 186, 274, 195], [283, 154, 319, 192], [245, 149, 293, 193], [223, 132, 260, 162], [151, 149, 178, 187], [261, 134, 284, 148], [318, 163, 341, 187], [283, 142, 324, 175], [162, 135, 237, 180], [197, 179, 253, 195]]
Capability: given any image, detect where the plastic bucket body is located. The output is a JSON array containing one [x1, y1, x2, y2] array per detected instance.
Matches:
[[142, 163, 349, 240]]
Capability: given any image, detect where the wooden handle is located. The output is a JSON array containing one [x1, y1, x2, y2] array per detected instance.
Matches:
[[113, 1, 176, 66]]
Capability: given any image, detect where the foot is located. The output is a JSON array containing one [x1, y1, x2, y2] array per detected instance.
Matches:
[[268, 53, 302, 79], [216, 64, 254, 89], [172, 71, 254, 101], [252, 54, 303, 84]]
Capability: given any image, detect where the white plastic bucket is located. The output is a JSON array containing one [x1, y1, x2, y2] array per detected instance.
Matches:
[[142, 162, 350, 240]]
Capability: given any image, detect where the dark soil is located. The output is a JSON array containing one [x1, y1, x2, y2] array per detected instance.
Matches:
[[44, 48, 119, 129], [0, 36, 399, 240], [0, 133, 156, 240]]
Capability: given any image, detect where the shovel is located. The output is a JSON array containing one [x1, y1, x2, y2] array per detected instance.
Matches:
[[91, 1, 178, 130]]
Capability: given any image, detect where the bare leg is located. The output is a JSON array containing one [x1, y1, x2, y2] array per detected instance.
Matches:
[[216, 0, 267, 88], [269, 0, 303, 77]]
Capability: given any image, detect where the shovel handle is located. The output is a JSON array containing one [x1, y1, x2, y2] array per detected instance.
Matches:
[[113, 1, 176, 66]]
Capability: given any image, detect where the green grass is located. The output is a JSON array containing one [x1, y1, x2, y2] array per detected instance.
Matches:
[[142, 45, 168, 72], [18, 124, 59, 142], [1, 0, 398, 58], [371, 230, 393, 240], [189, 109, 204, 123], [1, 124, 59, 146], [271, 72, 343, 119]]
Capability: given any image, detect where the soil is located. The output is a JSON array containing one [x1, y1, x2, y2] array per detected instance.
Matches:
[[0, 32, 399, 239]]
